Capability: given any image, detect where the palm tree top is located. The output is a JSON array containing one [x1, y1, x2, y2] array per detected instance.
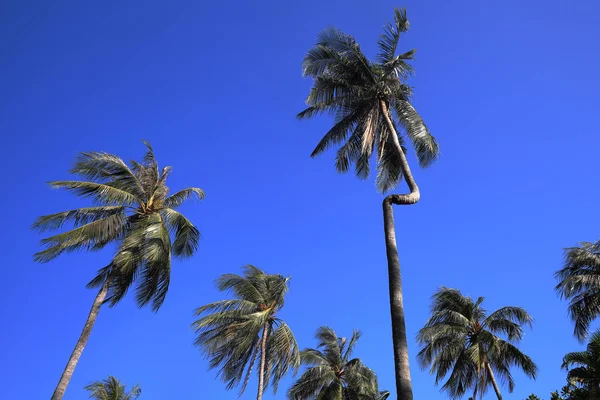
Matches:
[[84, 376, 141, 400], [299, 7, 439, 192], [33, 141, 204, 311], [193, 265, 299, 397], [555, 241, 600, 341], [288, 326, 381, 400], [561, 329, 600, 397], [418, 287, 537, 399]]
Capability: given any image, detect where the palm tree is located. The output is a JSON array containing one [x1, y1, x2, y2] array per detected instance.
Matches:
[[192, 265, 300, 400], [33, 142, 203, 400], [555, 241, 600, 341], [298, 8, 439, 399], [84, 376, 141, 400], [417, 287, 537, 400], [561, 329, 600, 398], [288, 326, 383, 400]]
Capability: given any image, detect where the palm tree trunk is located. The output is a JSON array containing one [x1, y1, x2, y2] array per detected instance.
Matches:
[[380, 100, 420, 400], [51, 282, 109, 400], [256, 324, 269, 400], [485, 363, 502, 400]]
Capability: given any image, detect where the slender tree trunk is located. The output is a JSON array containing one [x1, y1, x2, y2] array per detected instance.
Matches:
[[485, 363, 503, 400], [51, 282, 109, 400], [256, 324, 269, 400], [380, 100, 420, 400]]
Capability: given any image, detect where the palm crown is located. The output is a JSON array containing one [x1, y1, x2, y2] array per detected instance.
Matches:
[[84, 376, 141, 400], [555, 241, 600, 341], [33, 141, 203, 311], [192, 265, 300, 397], [288, 326, 383, 400], [561, 329, 600, 398], [299, 8, 439, 192], [417, 288, 537, 399]]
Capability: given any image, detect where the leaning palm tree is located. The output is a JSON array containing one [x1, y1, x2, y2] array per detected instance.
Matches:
[[561, 329, 600, 398], [84, 376, 141, 400], [33, 142, 203, 400], [298, 8, 439, 399], [192, 265, 300, 400], [288, 326, 382, 400], [555, 241, 600, 341], [417, 287, 538, 400]]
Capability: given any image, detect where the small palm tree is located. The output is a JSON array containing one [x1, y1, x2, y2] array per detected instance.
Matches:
[[555, 241, 600, 341], [298, 9, 439, 399], [288, 327, 383, 400], [84, 376, 141, 400], [562, 329, 600, 398], [33, 142, 203, 400], [417, 287, 537, 400], [192, 265, 300, 400]]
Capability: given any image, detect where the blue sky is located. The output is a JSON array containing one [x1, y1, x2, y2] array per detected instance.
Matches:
[[2, 0, 599, 399]]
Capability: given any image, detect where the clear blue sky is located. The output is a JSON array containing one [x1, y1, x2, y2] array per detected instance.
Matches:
[[2, 0, 599, 399]]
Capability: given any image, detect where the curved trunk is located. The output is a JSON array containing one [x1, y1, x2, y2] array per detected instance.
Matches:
[[256, 324, 269, 400], [380, 100, 420, 400], [51, 282, 109, 400], [485, 363, 503, 400]]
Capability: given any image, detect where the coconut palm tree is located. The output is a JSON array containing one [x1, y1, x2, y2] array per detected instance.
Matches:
[[561, 329, 600, 398], [84, 376, 141, 400], [417, 287, 537, 400], [192, 265, 300, 400], [288, 326, 384, 400], [555, 241, 600, 341], [33, 142, 203, 400], [298, 8, 439, 399]]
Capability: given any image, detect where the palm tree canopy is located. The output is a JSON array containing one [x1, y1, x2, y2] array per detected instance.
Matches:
[[417, 288, 537, 399], [288, 326, 383, 400], [84, 376, 141, 400], [33, 141, 203, 311], [561, 329, 600, 397], [555, 241, 600, 341], [192, 265, 300, 395], [298, 7, 439, 192]]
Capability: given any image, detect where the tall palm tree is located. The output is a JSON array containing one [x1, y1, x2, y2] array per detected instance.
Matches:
[[561, 329, 600, 398], [288, 326, 383, 400], [417, 287, 537, 400], [33, 142, 203, 400], [192, 265, 300, 400], [555, 241, 600, 341], [84, 376, 141, 400], [298, 8, 439, 399]]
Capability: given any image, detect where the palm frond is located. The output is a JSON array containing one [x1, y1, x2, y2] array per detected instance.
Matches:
[[49, 180, 140, 205], [393, 98, 439, 167], [376, 8, 410, 64], [161, 207, 200, 258], [34, 213, 128, 263], [70, 151, 145, 199], [164, 187, 205, 208], [32, 206, 126, 232]]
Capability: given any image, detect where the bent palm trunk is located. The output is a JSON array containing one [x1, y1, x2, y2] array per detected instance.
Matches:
[[256, 324, 269, 400], [51, 282, 109, 400], [485, 363, 503, 400], [380, 101, 420, 400]]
